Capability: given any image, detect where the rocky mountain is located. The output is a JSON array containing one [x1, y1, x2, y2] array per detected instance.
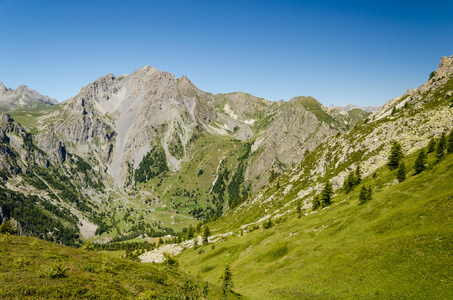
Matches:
[[214, 54, 453, 231], [329, 103, 380, 113], [1, 55, 452, 299], [0, 63, 371, 242], [31, 66, 369, 191], [168, 55, 453, 298], [0, 81, 57, 111]]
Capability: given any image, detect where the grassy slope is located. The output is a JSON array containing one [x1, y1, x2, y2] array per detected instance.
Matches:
[[177, 152, 453, 299], [0, 234, 235, 299]]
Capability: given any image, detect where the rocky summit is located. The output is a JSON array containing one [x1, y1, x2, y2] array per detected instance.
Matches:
[[0, 55, 452, 299]]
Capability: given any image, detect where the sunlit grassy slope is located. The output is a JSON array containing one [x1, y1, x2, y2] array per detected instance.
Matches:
[[177, 151, 453, 299], [0, 234, 236, 299]]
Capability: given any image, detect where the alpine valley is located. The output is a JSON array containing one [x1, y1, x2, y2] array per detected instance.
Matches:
[[0, 55, 452, 299]]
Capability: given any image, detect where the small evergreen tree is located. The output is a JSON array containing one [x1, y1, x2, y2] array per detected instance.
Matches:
[[311, 194, 321, 210], [203, 226, 211, 244], [320, 181, 333, 207], [186, 225, 195, 240], [344, 171, 356, 194], [414, 149, 427, 174], [397, 161, 406, 182], [391, 106, 397, 115], [359, 185, 372, 204], [388, 141, 403, 170], [427, 138, 436, 153], [355, 163, 362, 184], [296, 201, 302, 218], [436, 132, 447, 161], [447, 131, 453, 154], [219, 264, 234, 296]]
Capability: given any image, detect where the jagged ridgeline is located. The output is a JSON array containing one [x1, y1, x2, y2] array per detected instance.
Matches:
[[0, 64, 369, 244]]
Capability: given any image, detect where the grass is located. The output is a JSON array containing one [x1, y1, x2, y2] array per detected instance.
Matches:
[[0, 234, 237, 299], [177, 153, 453, 299], [7, 103, 62, 132]]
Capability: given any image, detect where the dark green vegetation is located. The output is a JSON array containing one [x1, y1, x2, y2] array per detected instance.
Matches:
[[134, 145, 169, 183], [0, 186, 81, 246], [0, 234, 234, 299]]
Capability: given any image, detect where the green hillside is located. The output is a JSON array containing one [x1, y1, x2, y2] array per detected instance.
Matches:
[[0, 233, 237, 299], [177, 149, 453, 299]]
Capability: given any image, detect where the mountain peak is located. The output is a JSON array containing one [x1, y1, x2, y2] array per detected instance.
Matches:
[[432, 55, 453, 79]]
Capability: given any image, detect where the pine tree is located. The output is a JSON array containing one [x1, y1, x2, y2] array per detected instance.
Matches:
[[436, 132, 447, 161], [448, 131, 453, 154], [186, 225, 195, 240], [427, 138, 436, 153], [397, 161, 406, 182], [203, 225, 211, 244], [344, 171, 356, 194], [355, 163, 362, 184], [391, 106, 397, 115], [219, 264, 234, 296], [311, 194, 321, 210], [388, 141, 403, 170], [296, 201, 302, 218], [359, 185, 372, 204], [414, 149, 427, 174], [320, 181, 333, 207]]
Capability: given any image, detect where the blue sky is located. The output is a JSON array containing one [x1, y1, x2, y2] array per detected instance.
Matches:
[[0, 0, 452, 106]]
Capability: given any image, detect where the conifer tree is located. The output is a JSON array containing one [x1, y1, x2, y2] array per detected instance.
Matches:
[[219, 264, 234, 296], [320, 181, 333, 207], [436, 132, 447, 161], [344, 171, 356, 194], [296, 201, 302, 218], [427, 138, 436, 153], [388, 141, 403, 170], [186, 225, 195, 240], [312, 194, 321, 210], [447, 131, 453, 154], [397, 161, 406, 182], [414, 149, 427, 174], [355, 163, 362, 184], [203, 225, 211, 244], [359, 185, 372, 204]]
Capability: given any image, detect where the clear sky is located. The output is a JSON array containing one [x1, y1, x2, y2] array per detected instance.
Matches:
[[0, 0, 452, 106]]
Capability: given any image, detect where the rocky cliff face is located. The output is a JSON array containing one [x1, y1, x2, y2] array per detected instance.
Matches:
[[0, 112, 48, 174], [0, 82, 57, 110], [0, 62, 374, 234], [26, 65, 370, 190]]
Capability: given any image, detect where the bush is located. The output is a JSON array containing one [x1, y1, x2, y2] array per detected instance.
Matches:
[[0, 220, 18, 235], [40, 262, 67, 279], [263, 219, 273, 229]]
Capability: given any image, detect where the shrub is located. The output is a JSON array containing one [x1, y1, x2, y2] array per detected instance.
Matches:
[[40, 262, 67, 279], [262, 219, 273, 229], [0, 220, 18, 235]]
